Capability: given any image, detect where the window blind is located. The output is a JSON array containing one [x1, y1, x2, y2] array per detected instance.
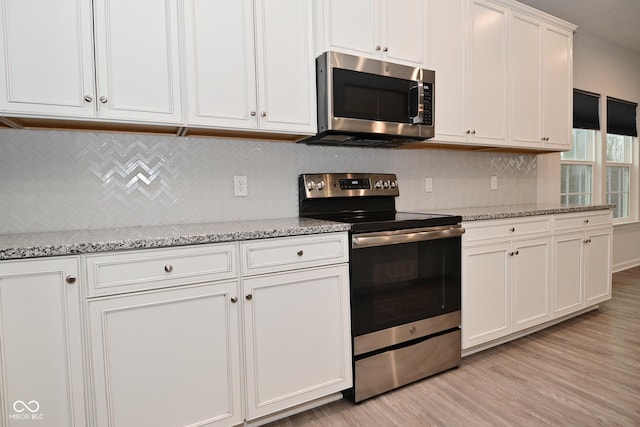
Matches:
[[573, 89, 600, 130], [607, 97, 638, 137]]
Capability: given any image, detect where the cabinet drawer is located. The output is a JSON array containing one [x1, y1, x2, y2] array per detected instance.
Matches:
[[554, 211, 612, 231], [463, 216, 551, 244], [84, 243, 237, 296], [240, 233, 348, 276]]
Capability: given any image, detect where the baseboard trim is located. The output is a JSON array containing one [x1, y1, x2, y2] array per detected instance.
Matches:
[[244, 392, 343, 427], [613, 259, 640, 273]]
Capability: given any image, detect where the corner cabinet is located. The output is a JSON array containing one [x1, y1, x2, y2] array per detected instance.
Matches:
[[0, 0, 182, 124], [183, 0, 316, 134], [462, 210, 612, 353], [315, 0, 426, 67], [0, 257, 87, 426]]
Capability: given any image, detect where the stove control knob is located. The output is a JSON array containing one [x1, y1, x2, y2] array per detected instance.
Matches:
[[390, 180, 398, 189], [316, 180, 325, 190], [306, 181, 316, 191], [374, 180, 383, 189], [383, 180, 390, 188]]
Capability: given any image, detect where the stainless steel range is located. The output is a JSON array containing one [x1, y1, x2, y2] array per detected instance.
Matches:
[[299, 173, 464, 402]]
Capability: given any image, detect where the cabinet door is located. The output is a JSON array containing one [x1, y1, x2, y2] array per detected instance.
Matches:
[[321, 0, 378, 57], [93, 0, 182, 123], [512, 237, 552, 331], [462, 242, 510, 349], [0, 257, 86, 426], [254, 0, 316, 133], [469, 0, 508, 146], [88, 282, 242, 427], [183, 0, 257, 129], [426, 0, 468, 143], [584, 228, 612, 305], [243, 265, 351, 420], [553, 232, 584, 317], [381, 0, 425, 66], [542, 24, 572, 150], [510, 11, 543, 148], [0, 0, 95, 117]]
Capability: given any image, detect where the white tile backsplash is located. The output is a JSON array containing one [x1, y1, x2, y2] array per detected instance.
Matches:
[[0, 129, 537, 234]]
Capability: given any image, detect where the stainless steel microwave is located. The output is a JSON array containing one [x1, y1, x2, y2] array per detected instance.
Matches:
[[301, 51, 434, 147]]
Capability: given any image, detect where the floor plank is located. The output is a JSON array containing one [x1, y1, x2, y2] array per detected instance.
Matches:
[[266, 266, 640, 426]]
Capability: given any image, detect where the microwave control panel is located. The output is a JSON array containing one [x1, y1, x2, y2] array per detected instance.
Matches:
[[423, 82, 433, 126]]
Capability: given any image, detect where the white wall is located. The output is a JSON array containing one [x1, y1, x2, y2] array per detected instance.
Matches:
[[545, 30, 640, 271]]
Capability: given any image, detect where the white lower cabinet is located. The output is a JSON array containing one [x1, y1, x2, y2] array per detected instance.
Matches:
[[462, 227, 551, 349], [553, 211, 613, 316], [0, 257, 87, 426], [242, 265, 351, 420], [462, 211, 613, 352], [85, 233, 351, 426], [87, 281, 241, 427]]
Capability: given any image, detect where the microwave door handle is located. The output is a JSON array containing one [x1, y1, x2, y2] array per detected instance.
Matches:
[[409, 84, 422, 124]]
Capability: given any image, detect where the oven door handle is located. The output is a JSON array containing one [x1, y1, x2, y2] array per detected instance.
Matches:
[[351, 225, 465, 249]]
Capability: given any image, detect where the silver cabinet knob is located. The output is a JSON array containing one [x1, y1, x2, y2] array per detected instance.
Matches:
[[84, 95, 93, 102], [509, 227, 516, 232], [99, 96, 108, 103], [383, 46, 388, 52], [471, 130, 476, 135], [375, 45, 381, 51], [230, 296, 238, 304], [65, 275, 77, 284], [260, 111, 266, 117], [250, 111, 257, 116], [466, 130, 471, 134], [246, 294, 253, 301], [584, 219, 589, 223], [164, 264, 173, 273], [297, 250, 303, 257]]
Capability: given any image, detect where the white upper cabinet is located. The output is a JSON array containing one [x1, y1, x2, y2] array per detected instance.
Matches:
[[317, 0, 425, 66], [510, 10, 573, 149], [93, 0, 182, 123], [0, 0, 182, 124], [427, 0, 574, 151], [184, 0, 316, 134], [0, 0, 95, 117], [426, 0, 508, 146], [469, 0, 509, 146], [542, 24, 573, 150]]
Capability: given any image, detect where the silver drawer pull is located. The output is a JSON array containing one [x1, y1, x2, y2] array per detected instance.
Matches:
[[65, 275, 77, 284], [584, 219, 589, 223], [230, 296, 238, 304], [164, 264, 173, 273], [509, 227, 516, 232], [297, 250, 304, 257]]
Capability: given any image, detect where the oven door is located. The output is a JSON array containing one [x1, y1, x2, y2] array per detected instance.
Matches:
[[349, 226, 463, 354]]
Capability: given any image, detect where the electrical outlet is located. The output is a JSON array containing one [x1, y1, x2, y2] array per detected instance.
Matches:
[[233, 175, 248, 197], [490, 175, 498, 191], [425, 177, 433, 193]]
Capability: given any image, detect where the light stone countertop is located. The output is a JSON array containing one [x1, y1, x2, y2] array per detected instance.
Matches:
[[0, 204, 615, 261], [425, 203, 614, 222], [0, 218, 350, 261]]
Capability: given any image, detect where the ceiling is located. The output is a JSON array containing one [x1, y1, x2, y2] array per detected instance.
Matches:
[[517, 0, 640, 55]]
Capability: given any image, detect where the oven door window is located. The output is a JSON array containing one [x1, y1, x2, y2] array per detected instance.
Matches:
[[350, 237, 461, 337], [333, 68, 418, 124]]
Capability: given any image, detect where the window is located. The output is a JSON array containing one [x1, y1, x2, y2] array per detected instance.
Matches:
[[606, 97, 637, 220], [561, 90, 599, 207], [561, 129, 594, 205], [561, 91, 638, 222]]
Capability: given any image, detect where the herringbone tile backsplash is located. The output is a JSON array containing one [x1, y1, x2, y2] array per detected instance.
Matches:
[[0, 129, 537, 234]]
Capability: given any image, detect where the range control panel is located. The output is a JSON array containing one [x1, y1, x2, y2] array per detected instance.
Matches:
[[299, 173, 399, 199]]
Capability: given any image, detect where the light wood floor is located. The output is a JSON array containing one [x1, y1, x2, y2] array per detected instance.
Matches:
[[267, 266, 640, 427]]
